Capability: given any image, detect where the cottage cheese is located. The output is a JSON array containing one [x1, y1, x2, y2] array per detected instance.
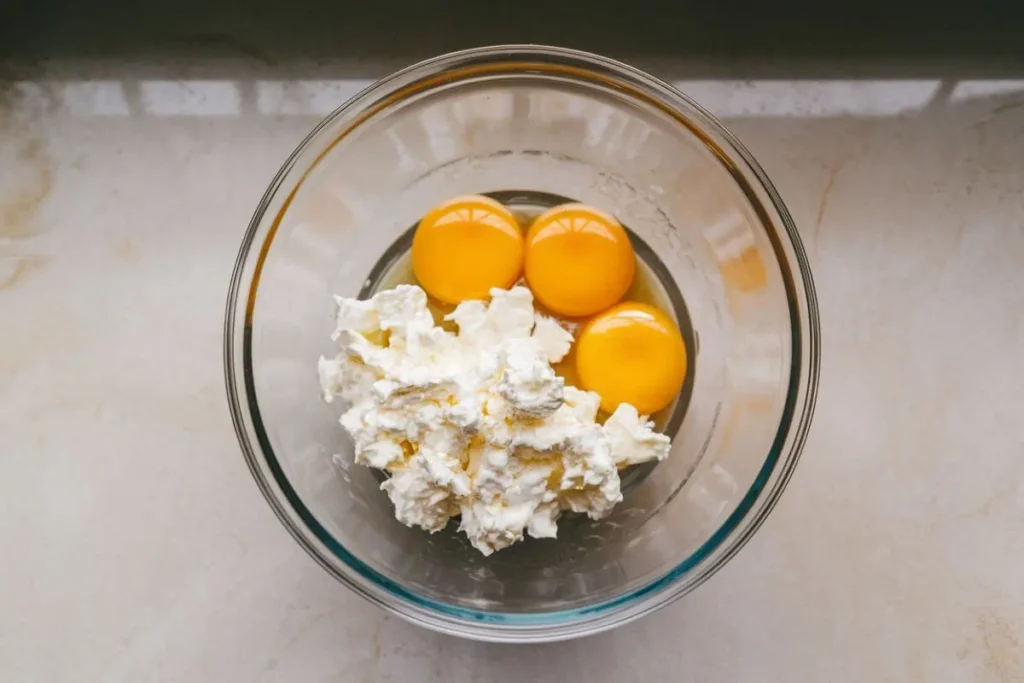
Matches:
[[319, 284, 671, 555]]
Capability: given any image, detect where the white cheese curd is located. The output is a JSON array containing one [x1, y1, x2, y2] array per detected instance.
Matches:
[[318, 284, 673, 555]]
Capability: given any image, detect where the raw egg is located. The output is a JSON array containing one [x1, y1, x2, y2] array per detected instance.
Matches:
[[412, 195, 524, 304], [575, 302, 686, 415], [524, 203, 635, 317]]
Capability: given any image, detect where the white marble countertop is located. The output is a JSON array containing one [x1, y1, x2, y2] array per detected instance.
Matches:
[[3, 62, 1023, 681]]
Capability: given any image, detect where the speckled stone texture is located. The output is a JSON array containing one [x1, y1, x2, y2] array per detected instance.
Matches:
[[2, 55, 1023, 681]]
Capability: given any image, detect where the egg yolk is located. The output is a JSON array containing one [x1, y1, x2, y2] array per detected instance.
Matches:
[[412, 195, 524, 304], [575, 302, 687, 415], [524, 204, 635, 318]]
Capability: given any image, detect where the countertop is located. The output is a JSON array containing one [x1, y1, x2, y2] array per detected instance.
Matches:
[[3, 43, 1024, 681]]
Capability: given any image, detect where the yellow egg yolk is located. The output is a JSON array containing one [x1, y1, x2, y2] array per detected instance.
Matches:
[[412, 195, 524, 304], [575, 302, 687, 415], [524, 203, 635, 318]]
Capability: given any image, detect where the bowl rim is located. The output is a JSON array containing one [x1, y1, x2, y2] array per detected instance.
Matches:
[[224, 43, 821, 643]]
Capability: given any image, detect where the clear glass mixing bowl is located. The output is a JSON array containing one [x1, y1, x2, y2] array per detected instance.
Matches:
[[224, 45, 820, 642]]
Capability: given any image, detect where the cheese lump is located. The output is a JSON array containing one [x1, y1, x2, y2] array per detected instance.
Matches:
[[318, 284, 671, 555]]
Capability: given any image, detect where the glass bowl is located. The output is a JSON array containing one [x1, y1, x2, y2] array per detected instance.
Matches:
[[224, 45, 820, 642]]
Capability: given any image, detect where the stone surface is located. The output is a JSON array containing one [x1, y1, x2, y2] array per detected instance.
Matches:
[[2, 63, 1023, 682]]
